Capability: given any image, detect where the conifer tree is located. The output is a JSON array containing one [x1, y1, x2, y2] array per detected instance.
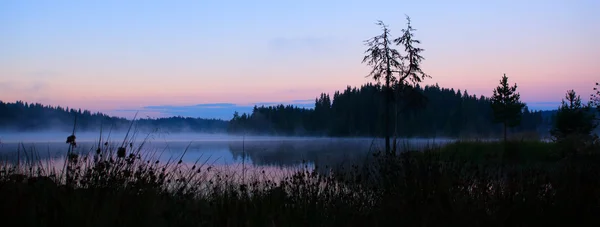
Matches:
[[591, 82, 599, 116], [551, 89, 598, 155], [362, 20, 403, 155], [490, 74, 525, 142]]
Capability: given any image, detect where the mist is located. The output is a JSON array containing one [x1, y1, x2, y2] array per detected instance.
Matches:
[[0, 129, 457, 170], [0, 129, 458, 143]]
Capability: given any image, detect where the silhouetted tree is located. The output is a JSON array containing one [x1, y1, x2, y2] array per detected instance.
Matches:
[[362, 20, 403, 155], [393, 16, 429, 87], [490, 74, 525, 142], [391, 15, 430, 147], [551, 90, 598, 155], [592, 82, 600, 115]]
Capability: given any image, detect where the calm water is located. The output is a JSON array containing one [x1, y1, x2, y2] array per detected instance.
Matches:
[[0, 132, 454, 179]]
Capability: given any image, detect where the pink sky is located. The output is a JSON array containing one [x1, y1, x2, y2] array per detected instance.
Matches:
[[1, 0, 599, 118]]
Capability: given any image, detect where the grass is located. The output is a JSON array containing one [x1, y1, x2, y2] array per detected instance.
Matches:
[[433, 140, 560, 163], [1, 135, 600, 226]]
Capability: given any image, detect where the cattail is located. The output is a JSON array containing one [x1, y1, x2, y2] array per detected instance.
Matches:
[[117, 147, 126, 158], [66, 135, 77, 147]]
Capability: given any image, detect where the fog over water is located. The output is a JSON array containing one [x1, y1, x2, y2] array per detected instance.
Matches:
[[0, 131, 456, 173]]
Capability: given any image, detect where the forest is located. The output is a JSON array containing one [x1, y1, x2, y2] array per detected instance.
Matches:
[[0, 101, 228, 133], [1, 82, 551, 138], [228, 83, 550, 138]]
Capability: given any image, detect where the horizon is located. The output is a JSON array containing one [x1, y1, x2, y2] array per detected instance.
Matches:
[[0, 91, 563, 121], [2, 0, 599, 120]]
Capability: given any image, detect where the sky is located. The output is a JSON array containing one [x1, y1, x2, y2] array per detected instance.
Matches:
[[1, 0, 599, 120]]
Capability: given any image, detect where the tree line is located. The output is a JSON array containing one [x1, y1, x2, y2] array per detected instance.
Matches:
[[2, 80, 595, 141], [0, 101, 228, 133], [227, 83, 546, 138]]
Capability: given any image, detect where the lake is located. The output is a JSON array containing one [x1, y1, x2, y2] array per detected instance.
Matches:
[[0, 132, 455, 180]]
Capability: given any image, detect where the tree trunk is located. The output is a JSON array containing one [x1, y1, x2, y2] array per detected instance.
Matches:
[[393, 92, 398, 155], [384, 84, 391, 155], [383, 30, 392, 156], [384, 41, 391, 155]]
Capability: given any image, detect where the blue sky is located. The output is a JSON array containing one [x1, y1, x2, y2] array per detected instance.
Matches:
[[1, 0, 599, 120], [117, 100, 315, 120]]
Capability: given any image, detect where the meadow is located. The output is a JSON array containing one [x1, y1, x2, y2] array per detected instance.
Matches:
[[1, 132, 599, 227]]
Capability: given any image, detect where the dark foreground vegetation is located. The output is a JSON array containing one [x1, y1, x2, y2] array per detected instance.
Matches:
[[1, 138, 600, 226]]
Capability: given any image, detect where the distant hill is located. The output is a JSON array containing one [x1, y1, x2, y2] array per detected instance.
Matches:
[[0, 101, 228, 133]]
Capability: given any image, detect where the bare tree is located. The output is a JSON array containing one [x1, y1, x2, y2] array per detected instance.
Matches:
[[362, 21, 403, 155], [394, 16, 430, 87], [392, 16, 430, 149], [363, 16, 429, 155]]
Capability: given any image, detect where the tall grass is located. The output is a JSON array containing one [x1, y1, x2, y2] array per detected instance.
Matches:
[[1, 134, 599, 226]]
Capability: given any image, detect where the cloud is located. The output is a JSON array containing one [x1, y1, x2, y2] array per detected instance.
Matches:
[[114, 101, 316, 120]]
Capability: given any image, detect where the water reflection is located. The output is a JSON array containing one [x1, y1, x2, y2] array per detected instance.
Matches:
[[0, 137, 453, 180], [2, 138, 450, 164]]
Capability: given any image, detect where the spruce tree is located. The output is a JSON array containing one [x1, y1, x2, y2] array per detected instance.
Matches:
[[362, 21, 403, 155], [392, 16, 429, 149], [490, 74, 525, 142], [591, 82, 599, 116], [551, 89, 598, 155]]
